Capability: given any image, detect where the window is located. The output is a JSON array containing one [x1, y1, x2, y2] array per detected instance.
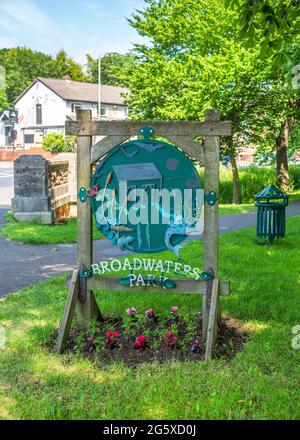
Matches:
[[71, 103, 81, 113], [97, 105, 107, 116], [36, 104, 42, 125], [24, 134, 34, 143]]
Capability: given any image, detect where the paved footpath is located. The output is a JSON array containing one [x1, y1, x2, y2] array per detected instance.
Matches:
[[0, 201, 299, 297]]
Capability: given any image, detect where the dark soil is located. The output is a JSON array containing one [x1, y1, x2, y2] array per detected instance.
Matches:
[[49, 313, 250, 368]]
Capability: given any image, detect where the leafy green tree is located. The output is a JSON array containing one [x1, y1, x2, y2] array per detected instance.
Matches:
[[127, 0, 286, 202], [86, 52, 137, 87], [0, 47, 88, 105], [226, 0, 300, 191], [226, 0, 299, 52], [0, 48, 58, 103], [0, 89, 9, 112], [55, 50, 89, 83]]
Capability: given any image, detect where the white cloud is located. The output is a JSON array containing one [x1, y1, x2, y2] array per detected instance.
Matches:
[[0, 0, 64, 47]]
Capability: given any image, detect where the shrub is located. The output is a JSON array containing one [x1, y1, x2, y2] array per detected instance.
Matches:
[[42, 134, 76, 153], [199, 165, 300, 204]]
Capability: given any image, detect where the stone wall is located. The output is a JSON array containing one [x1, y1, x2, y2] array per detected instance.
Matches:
[[49, 153, 77, 218], [12, 155, 53, 224], [11, 153, 77, 224], [48, 161, 69, 188]]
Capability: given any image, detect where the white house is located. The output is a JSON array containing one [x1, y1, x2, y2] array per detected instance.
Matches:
[[13, 77, 129, 148]]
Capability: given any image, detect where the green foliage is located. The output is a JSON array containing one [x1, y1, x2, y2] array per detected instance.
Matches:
[[217, 165, 300, 204], [1, 218, 300, 419], [127, 0, 297, 155], [0, 48, 58, 104], [0, 47, 88, 104], [42, 134, 69, 153], [42, 134, 76, 153], [0, 88, 9, 111], [86, 52, 138, 88], [54, 50, 89, 83], [125, 0, 299, 192], [225, 0, 300, 54], [224, 0, 300, 164]]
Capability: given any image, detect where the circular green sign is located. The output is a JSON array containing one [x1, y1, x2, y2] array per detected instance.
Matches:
[[90, 128, 203, 258]]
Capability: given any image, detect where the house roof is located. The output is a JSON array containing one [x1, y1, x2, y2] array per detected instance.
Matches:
[[15, 77, 130, 105]]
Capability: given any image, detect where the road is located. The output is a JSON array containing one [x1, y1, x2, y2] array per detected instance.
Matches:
[[0, 161, 13, 207]]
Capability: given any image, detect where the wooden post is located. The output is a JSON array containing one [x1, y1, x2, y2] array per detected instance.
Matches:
[[76, 109, 101, 328], [55, 269, 79, 353], [205, 278, 219, 360], [202, 109, 220, 340]]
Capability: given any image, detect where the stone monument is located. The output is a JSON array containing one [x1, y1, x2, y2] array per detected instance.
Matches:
[[12, 155, 53, 224]]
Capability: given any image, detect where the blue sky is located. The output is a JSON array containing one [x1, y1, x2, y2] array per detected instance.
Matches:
[[0, 0, 145, 63]]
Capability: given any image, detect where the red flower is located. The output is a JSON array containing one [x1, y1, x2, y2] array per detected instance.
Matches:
[[105, 329, 120, 349], [134, 335, 148, 349], [164, 332, 177, 348]]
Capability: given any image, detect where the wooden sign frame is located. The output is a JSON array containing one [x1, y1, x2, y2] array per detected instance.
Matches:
[[55, 109, 232, 359]]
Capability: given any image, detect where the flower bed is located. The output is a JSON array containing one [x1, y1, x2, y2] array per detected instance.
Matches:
[[53, 307, 248, 367]]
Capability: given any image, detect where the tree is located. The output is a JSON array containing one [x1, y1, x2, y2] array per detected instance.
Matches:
[[226, 0, 299, 51], [55, 50, 89, 83], [126, 0, 284, 202], [0, 47, 58, 103], [0, 47, 89, 105], [226, 0, 300, 191], [86, 52, 137, 87], [0, 89, 9, 112]]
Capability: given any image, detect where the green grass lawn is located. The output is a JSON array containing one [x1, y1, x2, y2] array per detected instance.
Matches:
[[219, 203, 255, 216], [219, 189, 300, 216], [0, 212, 103, 244], [0, 218, 300, 419]]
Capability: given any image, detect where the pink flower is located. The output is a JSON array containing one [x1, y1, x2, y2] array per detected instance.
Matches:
[[145, 308, 155, 318], [171, 306, 179, 313], [134, 335, 148, 349], [126, 307, 137, 315]]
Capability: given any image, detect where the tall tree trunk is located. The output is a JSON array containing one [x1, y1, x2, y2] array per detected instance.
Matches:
[[231, 154, 242, 204], [276, 118, 292, 192]]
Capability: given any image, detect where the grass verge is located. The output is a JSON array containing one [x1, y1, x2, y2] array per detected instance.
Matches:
[[0, 218, 299, 419], [0, 212, 103, 244]]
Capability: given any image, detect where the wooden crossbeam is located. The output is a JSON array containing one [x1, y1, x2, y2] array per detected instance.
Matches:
[[66, 276, 229, 296], [66, 119, 232, 137]]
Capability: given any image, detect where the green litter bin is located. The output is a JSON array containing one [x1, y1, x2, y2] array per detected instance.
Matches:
[[255, 184, 289, 244]]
